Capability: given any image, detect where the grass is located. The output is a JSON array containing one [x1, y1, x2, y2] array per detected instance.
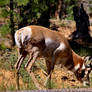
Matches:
[[0, 43, 8, 50], [89, 73, 92, 88], [0, 24, 11, 37], [70, 41, 92, 56], [19, 63, 37, 90], [46, 80, 58, 89], [0, 81, 16, 91], [0, 82, 7, 91], [0, 46, 92, 90], [0, 48, 37, 90]]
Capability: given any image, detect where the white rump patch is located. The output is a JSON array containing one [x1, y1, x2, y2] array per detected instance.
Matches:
[[21, 27, 32, 44], [82, 63, 85, 70], [15, 26, 32, 48], [15, 31, 21, 48], [74, 63, 80, 70]]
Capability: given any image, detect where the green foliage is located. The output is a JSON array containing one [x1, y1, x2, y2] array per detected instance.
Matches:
[[0, 43, 7, 50], [0, 50, 16, 70], [0, 48, 36, 90], [16, 0, 29, 6], [72, 45, 92, 57], [89, 73, 92, 87], [6, 84, 16, 91], [0, 82, 16, 91], [0, 0, 9, 6], [0, 24, 11, 36], [0, 1, 10, 37], [0, 8, 10, 18], [0, 0, 79, 37], [65, 5, 74, 20], [46, 79, 57, 89], [89, 0, 92, 16], [20, 68, 37, 90], [64, 0, 78, 20], [0, 82, 6, 91]]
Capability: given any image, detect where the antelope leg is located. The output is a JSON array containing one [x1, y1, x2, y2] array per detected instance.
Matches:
[[26, 50, 39, 71], [45, 56, 57, 88], [26, 51, 45, 89], [44, 61, 52, 88], [14, 55, 23, 70], [25, 52, 33, 68], [15, 52, 27, 90]]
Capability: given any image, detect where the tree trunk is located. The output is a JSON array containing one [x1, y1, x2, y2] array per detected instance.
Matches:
[[10, 0, 15, 46], [71, 4, 91, 41], [55, 0, 63, 20]]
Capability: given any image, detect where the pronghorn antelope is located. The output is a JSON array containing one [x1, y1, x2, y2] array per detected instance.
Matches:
[[15, 25, 91, 89]]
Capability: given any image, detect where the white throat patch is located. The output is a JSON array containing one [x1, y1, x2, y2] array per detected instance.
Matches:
[[82, 63, 85, 70], [58, 43, 65, 50], [74, 63, 80, 71]]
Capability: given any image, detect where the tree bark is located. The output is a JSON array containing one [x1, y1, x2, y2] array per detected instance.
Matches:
[[10, 0, 15, 46], [71, 4, 91, 41], [55, 0, 63, 20]]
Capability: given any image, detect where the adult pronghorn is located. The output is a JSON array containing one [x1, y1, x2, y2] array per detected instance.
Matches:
[[15, 25, 91, 89]]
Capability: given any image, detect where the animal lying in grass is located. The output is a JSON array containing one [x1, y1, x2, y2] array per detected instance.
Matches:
[[14, 25, 92, 89]]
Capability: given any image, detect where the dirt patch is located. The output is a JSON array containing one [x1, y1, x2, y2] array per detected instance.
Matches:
[[34, 66, 82, 89], [0, 69, 23, 87], [52, 67, 82, 88]]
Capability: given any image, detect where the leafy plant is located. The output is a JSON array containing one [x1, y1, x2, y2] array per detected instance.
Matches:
[[0, 44, 8, 50], [0, 24, 11, 36]]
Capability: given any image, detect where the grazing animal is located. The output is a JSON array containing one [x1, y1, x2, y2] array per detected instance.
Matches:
[[14, 25, 91, 89]]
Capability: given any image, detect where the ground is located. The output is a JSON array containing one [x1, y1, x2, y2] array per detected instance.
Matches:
[[34, 65, 82, 88], [0, 64, 82, 90]]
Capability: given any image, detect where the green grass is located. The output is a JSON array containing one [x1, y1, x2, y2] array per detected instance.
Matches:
[[0, 24, 11, 37], [0, 82, 7, 91], [46, 79, 58, 89], [19, 63, 37, 90], [70, 42, 92, 56], [0, 82, 16, 91], [89, 73, 92, 88], [6, 84, 16, 91], [0, 48, 37, 90], [0, 43, 8, 50], [0, 45, 92, 90]]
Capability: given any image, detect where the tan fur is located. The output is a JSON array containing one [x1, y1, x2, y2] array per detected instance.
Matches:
[[15, 25, 86, 88]]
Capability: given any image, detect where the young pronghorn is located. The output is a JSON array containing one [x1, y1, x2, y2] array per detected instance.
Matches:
[[15, 25, 91, 89]]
